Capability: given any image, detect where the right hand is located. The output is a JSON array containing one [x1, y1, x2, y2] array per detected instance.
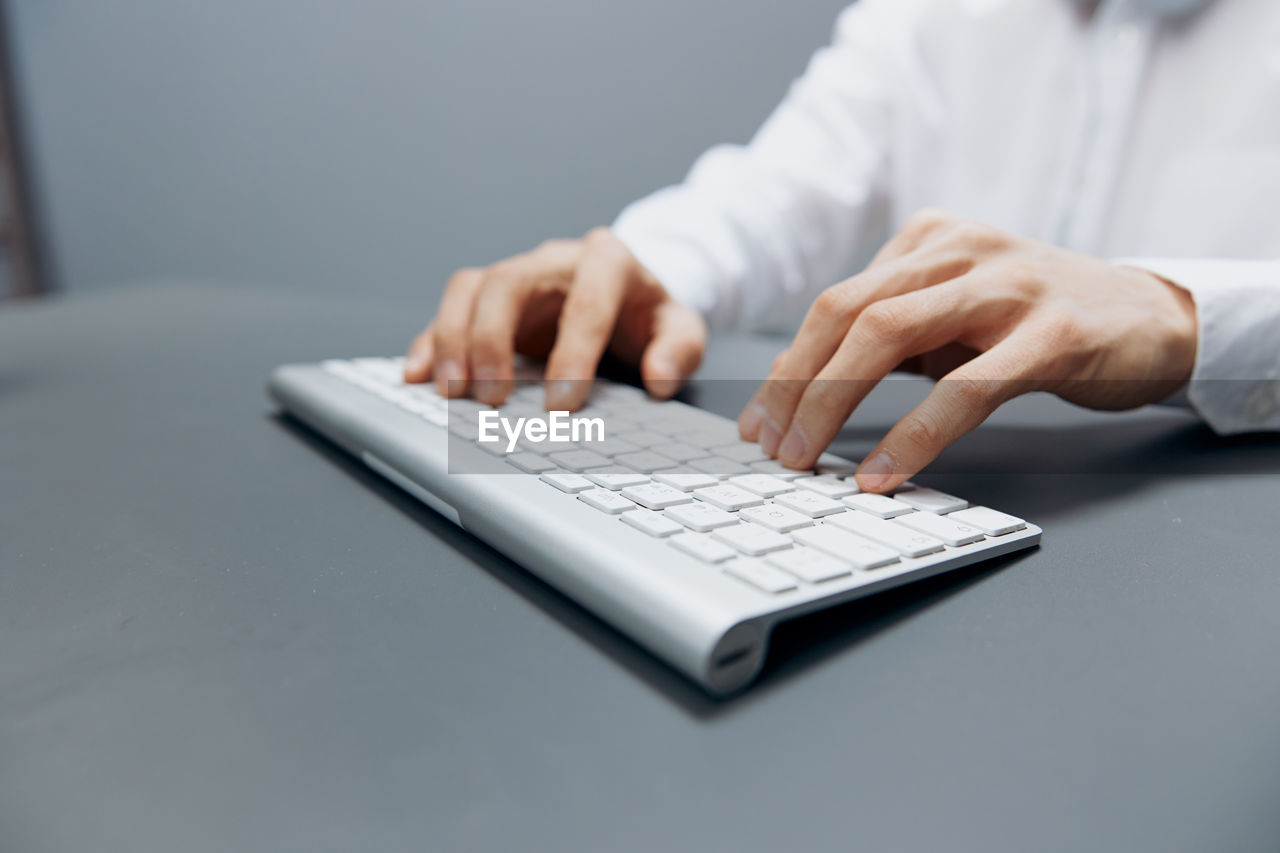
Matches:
[[403, 227, 707, 410]]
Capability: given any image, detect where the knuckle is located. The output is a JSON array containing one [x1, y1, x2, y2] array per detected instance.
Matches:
[[856, 300, 909, 343], [482, 261, 526, 292], [998, 260, 1045, 298], [446, 267, 482, 291], [1046, 312, 1087, 350], [906, 207, 950, 233], [812, 284, 855, 318], [582, 226, 615, 247], [535, 237, 575, 255], [947, 375, 995, 410], [942, 219, 1004, 253], [898, 412, 945, 453], [1050, 318, 1095, 370]]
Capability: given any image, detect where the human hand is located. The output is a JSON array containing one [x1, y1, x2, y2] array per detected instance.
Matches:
[[737, 209, 1199, 492], [403, 228, 706, 410]]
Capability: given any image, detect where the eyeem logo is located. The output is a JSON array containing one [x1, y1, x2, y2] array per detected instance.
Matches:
[[477, 410, 605, 453]]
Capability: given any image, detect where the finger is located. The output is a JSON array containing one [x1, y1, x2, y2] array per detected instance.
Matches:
[[639, 300, 706, 399], [404, 325, 434, 383], [432, 268, 484, 398], [468, 241, 580, 406], [774, 279, 984, 469], [867, 207, 950, 267], [739, 249, 974, 451], [854, 338, 1038, 492], [543, 229, 634, 410]]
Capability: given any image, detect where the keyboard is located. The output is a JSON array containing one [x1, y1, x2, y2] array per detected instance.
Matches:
[[267, 356, 1041, 694]]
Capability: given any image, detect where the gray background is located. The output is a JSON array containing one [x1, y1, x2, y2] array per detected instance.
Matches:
[[10, 0, 850, 298], [3, 284, 1279, 852]]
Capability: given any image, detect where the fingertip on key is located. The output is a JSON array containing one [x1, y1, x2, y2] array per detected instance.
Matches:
[[855, 450, 897, 493]]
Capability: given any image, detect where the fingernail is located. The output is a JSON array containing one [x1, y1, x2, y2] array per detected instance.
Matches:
[[645, 357, 681, 399], [738, 403, 765, 438], [777, 426, 808, 465], [546, 379, 575, 410], [856, 451, 896, 492], [759, 421, 782, 456], [404, 354, 428, 380], [435, 360, 462, 396], [648, 355, 677, 379]]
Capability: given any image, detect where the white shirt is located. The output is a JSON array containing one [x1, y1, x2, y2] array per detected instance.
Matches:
[[612, 0, 1280, 434]]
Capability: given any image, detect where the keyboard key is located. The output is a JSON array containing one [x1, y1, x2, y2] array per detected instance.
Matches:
[[792, 526, 899, 570], [352, 357, 406, 385], [947, 506, 1027, 536], [766, 547, 851, 583], [673, 426, 739, 448], [727, 474, 794, 497], [588, 436, 642, 457], [892, 511, 985, 546], [614, 450, 679, 473], [547, 449, 612, 472], [613, 430, 667, 449], [687, 456, 752, 477], [772, 490, 846, 518], [445, 397, 493, 418], [664, 502, 739, 532], [621, 483, 694, 510], [826, 510, 945, 557], [653, 472, 721, 491], [578, 488, 636, 514], [724, 559, 798, 594], [749, 459, 814, 481], [515, 434, 571, 455], [506, 452, 557, 473], [653, 442, 708, 462], [814, 453, 859, 478], [584, 470, 650, 490], [621, 510, 684, 538], [893, 487, 968, 514], [540, 471, 593, 493], [711, 523, 793, 556], [693, 484, 765, 511], [710, 441, 769, 463], [842, 493, 913, 519], [670, 534, 737, 564], [739, 503, 815, 533], [796, 475, 858, 499]]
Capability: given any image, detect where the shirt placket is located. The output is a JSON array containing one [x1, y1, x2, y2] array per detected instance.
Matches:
[[1054, 0, 1157, 254]]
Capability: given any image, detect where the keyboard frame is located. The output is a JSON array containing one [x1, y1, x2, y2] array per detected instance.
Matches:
[[267, 361, 1042, 695]]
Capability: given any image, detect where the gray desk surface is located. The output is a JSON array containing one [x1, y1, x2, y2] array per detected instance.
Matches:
[[2, 283, 1278, 853]]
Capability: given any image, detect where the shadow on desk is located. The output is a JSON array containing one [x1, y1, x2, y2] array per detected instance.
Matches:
[[269, 410, 1280, 718], [828, 417, 1280, 522]]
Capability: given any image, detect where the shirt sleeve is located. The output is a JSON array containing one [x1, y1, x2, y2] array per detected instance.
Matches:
[[1117, 258, 1280, 434], [611, 0, 919, 332]]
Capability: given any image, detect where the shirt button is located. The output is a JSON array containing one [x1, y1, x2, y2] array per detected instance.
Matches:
[[1242, 380, 1280, 423]]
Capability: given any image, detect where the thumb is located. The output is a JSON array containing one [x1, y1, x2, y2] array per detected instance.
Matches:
[[640, 300, 706, 399]]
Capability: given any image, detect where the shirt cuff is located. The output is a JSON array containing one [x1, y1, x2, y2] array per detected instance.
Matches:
[[1117, 258, 1280, 434]]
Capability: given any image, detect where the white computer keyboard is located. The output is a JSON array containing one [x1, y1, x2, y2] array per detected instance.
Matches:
[[320, 356, 1033, 593], [272, 356, 1041, 693]]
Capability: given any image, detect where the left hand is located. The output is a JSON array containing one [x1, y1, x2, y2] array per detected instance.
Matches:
[[737, 209, 1199, 492]]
